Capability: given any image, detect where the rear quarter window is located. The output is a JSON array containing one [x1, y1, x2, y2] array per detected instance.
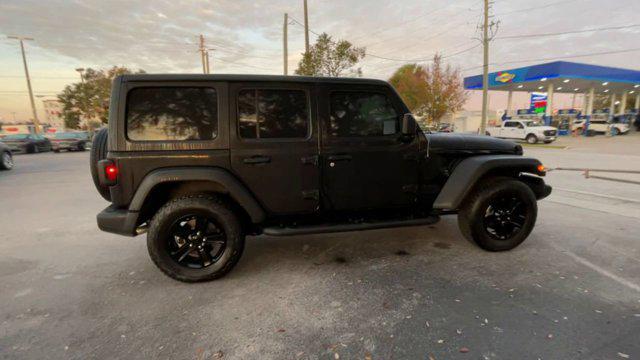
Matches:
[[126, 87, 218, 141]]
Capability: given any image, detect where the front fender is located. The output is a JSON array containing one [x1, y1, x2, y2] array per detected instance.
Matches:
[[432, 155, 544, 210]]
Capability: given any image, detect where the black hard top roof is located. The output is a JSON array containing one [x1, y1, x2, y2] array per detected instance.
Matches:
[[117, 73, 390, 86]]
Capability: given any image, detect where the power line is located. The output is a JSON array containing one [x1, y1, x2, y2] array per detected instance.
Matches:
[[215, 58, 273, 71], [496, 24, 640, 40], [366, 43, 481, 62], [349, 0, 480, 44], [461, 47, 640, 73], [494, 0, 582, 16]]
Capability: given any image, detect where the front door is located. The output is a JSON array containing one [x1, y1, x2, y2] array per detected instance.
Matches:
[[318, 85, 419, 212], [229, 82, 320, 215]]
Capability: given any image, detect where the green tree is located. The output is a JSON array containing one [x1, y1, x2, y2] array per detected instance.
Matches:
[[295, 33, 365, 77], [388, 55, 467, 123], [57, 66, 144, 129], [388, 64, 429, 112]]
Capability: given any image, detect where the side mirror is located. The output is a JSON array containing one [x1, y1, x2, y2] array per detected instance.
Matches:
[[401, 114, 417, 137]]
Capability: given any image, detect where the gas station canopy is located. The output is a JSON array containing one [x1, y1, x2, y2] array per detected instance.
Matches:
[[464, 61, 640, 94]]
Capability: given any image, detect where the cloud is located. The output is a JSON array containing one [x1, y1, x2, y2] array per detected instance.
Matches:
[[0, 0, 639, 118]]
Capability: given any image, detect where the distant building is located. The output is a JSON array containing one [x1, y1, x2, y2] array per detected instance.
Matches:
[[441, 110, 500, 133]]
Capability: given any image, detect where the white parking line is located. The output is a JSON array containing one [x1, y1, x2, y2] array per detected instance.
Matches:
[[554, 187, 640, 204], [551, 244, 640, 293]]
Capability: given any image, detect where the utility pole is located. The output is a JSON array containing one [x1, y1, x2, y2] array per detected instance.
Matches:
[[205, 49, 211, 74], [303, 0, 310, 53], [283, 13, 288, 75], [478, 0, 498, 135], [8, 36, 41, 133], [198, 34, 207, 74]]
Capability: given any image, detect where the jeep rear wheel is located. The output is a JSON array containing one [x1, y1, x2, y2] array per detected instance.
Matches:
[[147, 195, 245, 282], [525, 134, 538, 144], [458, 177, 537, 251]]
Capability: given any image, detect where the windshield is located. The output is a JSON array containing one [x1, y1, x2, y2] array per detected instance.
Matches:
[[2, 134, 29, 140], [54, 132, 84, 139], [524, 121, 544, 127]]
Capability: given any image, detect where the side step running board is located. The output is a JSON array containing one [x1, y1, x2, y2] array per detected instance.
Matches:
[[262, 215, 440, 236]]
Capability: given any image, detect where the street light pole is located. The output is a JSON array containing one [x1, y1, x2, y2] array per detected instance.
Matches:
[[479, 0, 490, 135], [8, 35, 41, 133], [283, 13, 289, 75], [75, 67, 85, 83], [303, 0, 310, 54]]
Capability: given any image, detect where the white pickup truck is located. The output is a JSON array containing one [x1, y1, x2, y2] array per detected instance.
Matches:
[[486, 120, 558, 144], [572, 119, 629, 136]]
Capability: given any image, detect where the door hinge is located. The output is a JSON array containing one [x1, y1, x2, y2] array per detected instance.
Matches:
[[402, 184, 419, 193], [301, 155, 319, 166], [302, 189, 320, 201]]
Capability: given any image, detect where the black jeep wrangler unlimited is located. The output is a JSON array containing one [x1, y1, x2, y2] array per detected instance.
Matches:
[[92, 74, 551, 282]]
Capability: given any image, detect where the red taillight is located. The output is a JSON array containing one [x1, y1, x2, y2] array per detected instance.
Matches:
[[105, 164, 118, 182]]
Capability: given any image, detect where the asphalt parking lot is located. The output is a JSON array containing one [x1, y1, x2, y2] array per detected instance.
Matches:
[[1, 142, 639, 360]]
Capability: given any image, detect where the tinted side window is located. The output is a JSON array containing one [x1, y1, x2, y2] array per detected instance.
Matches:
[[238, 89, 309, 139], [329, 92, 398, 137], [504, 122, 517, 128], [126, 87, 218, 141]]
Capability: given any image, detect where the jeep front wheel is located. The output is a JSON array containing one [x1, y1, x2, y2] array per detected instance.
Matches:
[[458, 178, 537, 251], [147, 195, 245, 282], [525, 134, 538, 144]]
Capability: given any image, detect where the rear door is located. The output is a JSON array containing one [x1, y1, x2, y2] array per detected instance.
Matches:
[[318, 84, 419, 212], [229, 82, 320, 215]]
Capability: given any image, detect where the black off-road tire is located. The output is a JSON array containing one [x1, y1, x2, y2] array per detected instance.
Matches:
[[147, 195, 245, 282], [90, 128, 110, 201], [458, 177, 537, 252]]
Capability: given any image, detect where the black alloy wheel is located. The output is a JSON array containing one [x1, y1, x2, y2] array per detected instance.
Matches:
[[482, 195, 527, 241], [166, 214, 227, 269], [458, 177, 537, 252]]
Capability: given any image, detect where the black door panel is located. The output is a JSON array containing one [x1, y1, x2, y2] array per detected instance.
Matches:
[[229, 82, 320, 215], [318, 85, 419, 212]]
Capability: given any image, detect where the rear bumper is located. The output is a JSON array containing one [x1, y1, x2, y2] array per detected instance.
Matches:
[[97, 205, 140, 237]]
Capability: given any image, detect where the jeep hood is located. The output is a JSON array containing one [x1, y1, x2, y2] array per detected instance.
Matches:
[[426, 133, 522, 154]]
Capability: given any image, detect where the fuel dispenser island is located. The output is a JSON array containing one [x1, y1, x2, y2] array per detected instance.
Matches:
[[554, 109, 579, 136]]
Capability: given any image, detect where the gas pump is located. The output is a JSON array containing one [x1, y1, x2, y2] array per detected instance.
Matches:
[[554, 109, 579, 136]]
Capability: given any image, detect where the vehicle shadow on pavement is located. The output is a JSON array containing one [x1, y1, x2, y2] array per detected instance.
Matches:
[[232, 216, 472, 279]]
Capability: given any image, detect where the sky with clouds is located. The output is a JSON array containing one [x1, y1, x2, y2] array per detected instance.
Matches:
[[1, 0, 639, 121]]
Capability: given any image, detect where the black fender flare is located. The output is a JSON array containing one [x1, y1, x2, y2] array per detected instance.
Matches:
[[129, 167, 266, 223], [432, 155, 543, 210]]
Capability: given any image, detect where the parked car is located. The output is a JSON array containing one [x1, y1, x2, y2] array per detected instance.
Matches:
[[91, 74, 551, 283], [572, 119, 629, 136], [1, 133, 52, 153], [436, 123, 455, 133], [486, 120, 557, 144], [0, 141, 13, 170], [50, 131, 90, 152]]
